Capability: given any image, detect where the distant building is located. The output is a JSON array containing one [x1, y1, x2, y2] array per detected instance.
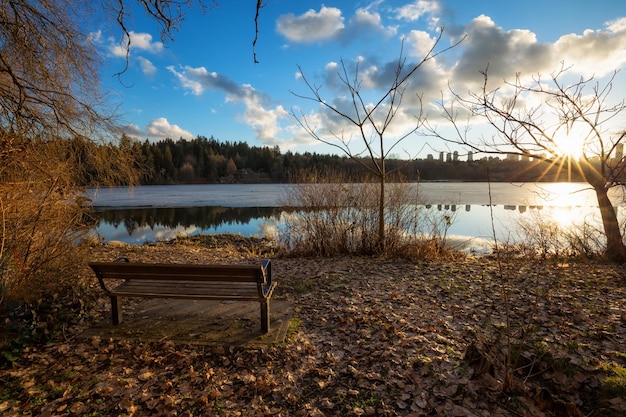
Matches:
[[426, 154, 434, 160], [467, 151, 473, 162], [446, 152, 452, 162], [439, 152, 444, 161], [453, 151, 459, 161]]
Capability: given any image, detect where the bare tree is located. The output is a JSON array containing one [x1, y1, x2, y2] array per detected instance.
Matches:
[[291, 29, 462, 249], [0, 0, 264, 305], [426, 65, 626, 261]]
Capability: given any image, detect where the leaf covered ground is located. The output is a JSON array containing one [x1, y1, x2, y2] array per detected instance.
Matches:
[[1, 236, 625, 416]]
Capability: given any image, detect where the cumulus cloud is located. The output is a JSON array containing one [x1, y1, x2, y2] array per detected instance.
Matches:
[[554, 19, 626, 77], [168, 66, 242, 96], [228, 85, 289, 144], [110, 31, 164, 57], [450, 15, 553, 89], [406, 29, 438, 57], [168, 65, 289, 146], [607, 17, 626, 33], [277, 5, 396, 44], [449, 14, 626, 91], [124, 118, 193, 141], [320, 50, 446, 101], [341, 8, 397, 41], [277, 6, 345, 43]]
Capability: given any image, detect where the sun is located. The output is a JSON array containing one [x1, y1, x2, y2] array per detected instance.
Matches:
[[550, 206, 580, 230], [552, 126, 587, 160]]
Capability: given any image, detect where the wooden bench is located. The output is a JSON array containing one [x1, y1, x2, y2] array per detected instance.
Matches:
[[88, 259, 276, 333]]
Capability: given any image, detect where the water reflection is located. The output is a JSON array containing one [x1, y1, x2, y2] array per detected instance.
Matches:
[[92, 206, 279, 243], [91, 203, 619, 246]]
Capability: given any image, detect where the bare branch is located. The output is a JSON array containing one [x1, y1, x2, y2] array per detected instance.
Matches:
[[424, 65, 626, 260]]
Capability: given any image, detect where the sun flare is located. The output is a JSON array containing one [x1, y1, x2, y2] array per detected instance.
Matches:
[[552, 126, 587, 160], [550, 206, 580, 230]]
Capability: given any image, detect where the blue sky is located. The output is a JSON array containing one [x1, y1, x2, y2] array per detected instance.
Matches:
[[90, 0, 626, 158]]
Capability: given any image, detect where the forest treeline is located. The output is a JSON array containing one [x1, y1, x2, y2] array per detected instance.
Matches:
[[118, 135, 587, 184]]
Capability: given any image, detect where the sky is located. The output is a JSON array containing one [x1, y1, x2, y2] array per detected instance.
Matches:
[[90, 0, 626, 159]]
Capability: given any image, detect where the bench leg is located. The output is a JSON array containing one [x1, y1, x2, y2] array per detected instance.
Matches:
[[260, 300, 270, 334], [110, 296, 122, 325]]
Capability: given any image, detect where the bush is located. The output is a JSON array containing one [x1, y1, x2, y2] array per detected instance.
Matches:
[[506, 207, 606, 260], [277, 169, 456, 258], [0, 181, 91, 305]]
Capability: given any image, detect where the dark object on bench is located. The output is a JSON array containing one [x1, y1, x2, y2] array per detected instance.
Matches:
[[88, 259, 276, 333]]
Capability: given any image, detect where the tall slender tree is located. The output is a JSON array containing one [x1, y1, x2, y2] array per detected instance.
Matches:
[[291, 29, 462, 249]]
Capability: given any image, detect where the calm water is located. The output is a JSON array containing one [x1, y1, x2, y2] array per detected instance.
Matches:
[[87, 183, 626, 251]]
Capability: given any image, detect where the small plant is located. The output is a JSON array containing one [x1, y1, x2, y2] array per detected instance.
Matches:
[[284, 317, 301, 342], [600, 361, 626, 398]]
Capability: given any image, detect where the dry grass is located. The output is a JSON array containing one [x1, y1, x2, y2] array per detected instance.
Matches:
[[278, 170, 455, 258]]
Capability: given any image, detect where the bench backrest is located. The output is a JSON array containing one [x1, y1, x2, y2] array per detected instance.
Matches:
[[89, 260, 270, 284]]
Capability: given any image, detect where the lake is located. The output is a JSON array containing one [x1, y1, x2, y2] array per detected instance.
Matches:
[[87, 182, 626, 253]]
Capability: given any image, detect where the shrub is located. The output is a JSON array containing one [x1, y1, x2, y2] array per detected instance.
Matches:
[[277, 169, 456, 258], [509, 207, 606, 260]]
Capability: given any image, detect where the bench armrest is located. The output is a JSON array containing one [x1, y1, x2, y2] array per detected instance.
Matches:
[[90, 257, 129, 295], [260, 259, 276, 298]]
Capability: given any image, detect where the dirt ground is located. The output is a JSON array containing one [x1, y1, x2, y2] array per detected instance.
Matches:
[[80, 298, 294, 346], [2, 236, 625, 416]]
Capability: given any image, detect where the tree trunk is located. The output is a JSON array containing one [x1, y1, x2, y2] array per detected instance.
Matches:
[[378, 153, 386, 251], [378, 174, 385, 251], [594, 186, 626, 262]]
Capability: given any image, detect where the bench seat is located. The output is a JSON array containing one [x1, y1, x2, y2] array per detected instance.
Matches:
[[89, 259, 276, 333]]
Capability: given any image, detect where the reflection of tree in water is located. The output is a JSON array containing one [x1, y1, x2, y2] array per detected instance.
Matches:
[[95, 206, 279, 235]]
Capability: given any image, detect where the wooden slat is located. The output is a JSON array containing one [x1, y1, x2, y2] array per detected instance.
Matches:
[[89, 262, 264, 283], [89, 259, 276, 333], [89, 260, 275, 300], [117, 280, 261, 298]]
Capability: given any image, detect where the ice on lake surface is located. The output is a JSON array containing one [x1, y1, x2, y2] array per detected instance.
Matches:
[[88, 182, 626, 208], [87, 182, 626, 251], [88, 184, 285, 208]]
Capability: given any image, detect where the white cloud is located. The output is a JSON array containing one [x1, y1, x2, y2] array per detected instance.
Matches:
[[450, 15, 553, 89], [607, 17, 626, 33], [395, 0, 441, 27], [554, 21, 626, 77], [137, 57, 157, 76], [146, 118, 192, 139], [122, 123, 144, 139], [276, 5, 396, 44], [448, 14, 626, 91], [277, 6, 345, 43], [167, 66, 212, 95], [342, 8, 397, 40], [293, 51, 450, 157], [230, 85, 289, 144], [124, 118, 193, 141], [168, 66, 289, 146], [88, 30, 103, 44], [110, 31, 164, 57], [406, 29, 437, 57], [395, 0, 440, 20]]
